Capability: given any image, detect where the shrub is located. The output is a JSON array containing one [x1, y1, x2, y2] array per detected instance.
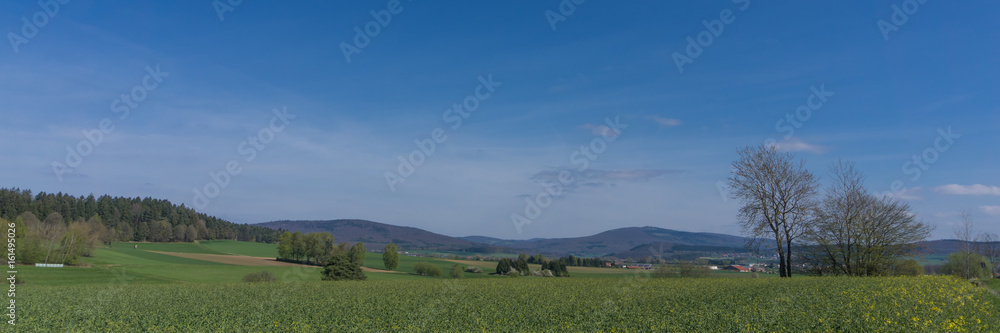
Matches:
[[496, 258, 513, 275], [413, 262, 442, 277], [464, 266, 483, 273], [891, 259, 924, 276], [654, 264, 679, 278], [940, 252, 992, 280], [322, 254, 367, 281], [679, 261, 711, 278], [243, 271, 276, 283], [450, 264, 464, 279]]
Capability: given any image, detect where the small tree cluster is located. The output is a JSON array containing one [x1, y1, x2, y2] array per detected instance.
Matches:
[[941, 252, 993, 280], [555, 254, 609, 267], [321, 254, 366, 281], [277, 231, 338, 265], [7, 213, 109, 265], [496, 257, 529, 276], [541, 260, 569, 277], [413, 262, 442, 277]]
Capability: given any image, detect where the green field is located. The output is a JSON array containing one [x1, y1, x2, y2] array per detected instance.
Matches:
[[198, 240, 280, 257], [15, 241, 1000, 331], [18, 276, 1000, 332], [112, 242, 228, 255]]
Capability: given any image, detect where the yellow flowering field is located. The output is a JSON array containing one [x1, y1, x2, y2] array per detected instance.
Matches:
[[16, 276, 1000, 332]]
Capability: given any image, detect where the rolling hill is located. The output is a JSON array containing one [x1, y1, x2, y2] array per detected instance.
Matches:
[[257, 220, 748, 258], [463, 226, 748, 258], [256, 219, 504, 252]]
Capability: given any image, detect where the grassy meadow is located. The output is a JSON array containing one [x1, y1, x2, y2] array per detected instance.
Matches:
[[18, 276, 1000, 332], [14, 240, 1000, 331]]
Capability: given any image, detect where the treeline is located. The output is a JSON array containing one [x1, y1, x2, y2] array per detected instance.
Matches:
[[275, 231, 367, 266], [497, 253, 571, 277], [549, 254, 609, 267], [5, 214, 104, 265], [0, 188, 279, 243]]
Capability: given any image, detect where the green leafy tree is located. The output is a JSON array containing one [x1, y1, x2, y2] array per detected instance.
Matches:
[[496, 258, 513, 275], [382, 243, 399, 270], [941, 252, 992, 280], [514, 257, 529, 275], [413, 262, 442, 277], [277, 231, 292, 259], [290, 232, 305, 261], [891, 259, 924, 276], [321, 254, 367, 281], [314, 232, 336, 264], [349, 242, 367, 266], [304, 233, 321, 263], [449, 264, 464, 278]]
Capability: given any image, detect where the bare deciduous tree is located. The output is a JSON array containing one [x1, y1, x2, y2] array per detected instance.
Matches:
[[799, 161, 932, 276], [728, 145, 819, 277], [954, 211, 975, 279]]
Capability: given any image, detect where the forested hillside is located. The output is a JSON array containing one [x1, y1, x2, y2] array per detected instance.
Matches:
[[0, 188, 278, 243]]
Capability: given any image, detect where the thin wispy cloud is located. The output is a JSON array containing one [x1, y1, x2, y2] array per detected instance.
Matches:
[[768, 138, 826, 155], [649, 116, 682, 127], [529, 168, 681, 192], [934, 184, 1000, 196], [980, 206, 1000, 216]]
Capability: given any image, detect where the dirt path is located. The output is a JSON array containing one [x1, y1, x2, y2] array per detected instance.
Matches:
[[148, 251, 402, 273]]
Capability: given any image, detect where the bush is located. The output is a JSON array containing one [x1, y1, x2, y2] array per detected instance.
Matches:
[[940, 252, 992, 280], [243, 271, 276, 282], [414, 262, 442, 277], [891, 259, 924, 276], [321, 254, 367, 281], [655, 264, 679, 278], [679, 261, 711, 278], [464, 266, 483, 273], [449, 264, 464, 279]]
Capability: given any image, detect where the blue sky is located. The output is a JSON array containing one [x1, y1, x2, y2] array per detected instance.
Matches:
[[1, 0, 997, 240]]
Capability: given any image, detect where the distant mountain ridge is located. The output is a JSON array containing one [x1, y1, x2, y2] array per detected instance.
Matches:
[[462, 226, 748, 257], [256, 219, 503, 252], [257, 220, 748, 258]]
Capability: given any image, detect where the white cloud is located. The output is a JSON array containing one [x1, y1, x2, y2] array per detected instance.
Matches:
[[768, 138, 826, 154], [649, 116, 682, 127], [934, 184, 1000, 196], [980, 206, 1000, 216]]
